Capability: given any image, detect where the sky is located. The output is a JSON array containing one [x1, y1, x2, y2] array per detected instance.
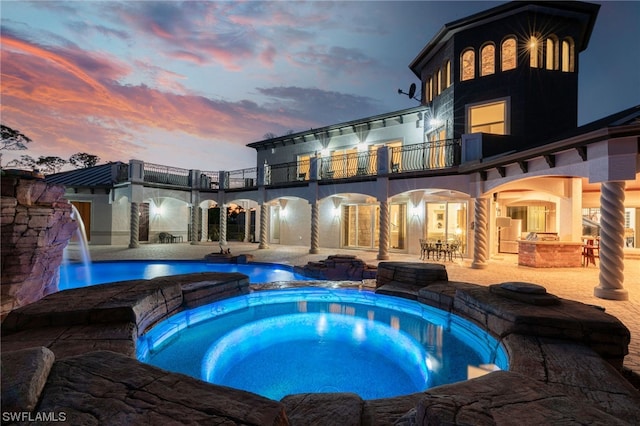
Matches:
[[1, 1, 639, 172]]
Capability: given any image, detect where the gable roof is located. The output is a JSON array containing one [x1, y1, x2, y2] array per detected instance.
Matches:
[[46, 162, 127, 188]]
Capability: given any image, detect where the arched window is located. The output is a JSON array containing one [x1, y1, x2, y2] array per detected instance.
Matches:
[[546, 36, 558, 70], [501, 37, 517, 71], [529, 36, 542, 68], [562, 37, 575, 72], [427, 77, 433, 102], [437, 69, 442, 95], [445, 60, 451, 88], [480, 43, 495, 76], [461, 49, 475, 81]]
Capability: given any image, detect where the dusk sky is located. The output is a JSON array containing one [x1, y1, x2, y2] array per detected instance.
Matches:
[[1, 1, 639, 172]]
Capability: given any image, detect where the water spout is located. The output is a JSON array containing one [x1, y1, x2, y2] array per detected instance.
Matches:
[[61, 205, 92, 289]]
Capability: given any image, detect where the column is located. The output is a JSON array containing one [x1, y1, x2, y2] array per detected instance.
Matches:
[[219, 203, 227, 247], [128, 202, 139, 248], [244, 210, 251, 242], [471, 197, 489, 269], [190, 205, 200, 245], [377, 200, 390, 260], [309, 201, 319, 254], [594, 181, 628, 300], [259, 204, 269, 249]]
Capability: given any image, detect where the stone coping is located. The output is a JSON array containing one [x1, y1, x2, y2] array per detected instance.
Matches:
[[2, 265, 639, 424]]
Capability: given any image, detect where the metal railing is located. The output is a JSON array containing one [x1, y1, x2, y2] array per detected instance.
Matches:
[[116, 163, 129, 183], [390, 139, 461, 172], [225, 167, 257, 189], [266, 159, 310, 185], [143, 162, 190, 186], [199, 170, 219, 190], [320, 150, 377, 179]]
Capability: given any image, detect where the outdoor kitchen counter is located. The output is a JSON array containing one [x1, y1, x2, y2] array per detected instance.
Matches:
[[517, 240, 584, 268]]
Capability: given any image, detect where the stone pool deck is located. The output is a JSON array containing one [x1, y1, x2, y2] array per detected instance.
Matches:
[[2, 254, 640, 424]]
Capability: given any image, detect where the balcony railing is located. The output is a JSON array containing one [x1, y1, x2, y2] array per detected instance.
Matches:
[[143, 162, 190, 186], [199, 170, 219, 190], [225, 167, 257, 189], [266, 159, 310, 186], [320, 150, 377, 180], [390, 139, 461, 173]]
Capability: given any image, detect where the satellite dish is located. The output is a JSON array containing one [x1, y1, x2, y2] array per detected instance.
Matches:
[[408, 83, 416, 99]]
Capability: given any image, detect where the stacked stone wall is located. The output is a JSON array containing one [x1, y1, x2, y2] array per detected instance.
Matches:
[[1, 175, 77, 319]]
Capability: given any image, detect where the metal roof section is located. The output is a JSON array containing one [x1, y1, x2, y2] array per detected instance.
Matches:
[[45, 162, 126, 188]]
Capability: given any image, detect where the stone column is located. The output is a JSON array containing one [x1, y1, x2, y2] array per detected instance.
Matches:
[[128, 202, 139, 248], [377, 200, 390, 260], [244, 210, 251, 242], [219, 204, 227, 247], [259, 204, 269, 249], [190, 205, 200, 245], [309, 201, 319, 254], [594, 181, 628, 300], [471, 197, 489, 269]]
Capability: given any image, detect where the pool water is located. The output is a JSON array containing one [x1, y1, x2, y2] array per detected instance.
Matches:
[[59, 260, 314, 290], [138, 287, 508, 401]]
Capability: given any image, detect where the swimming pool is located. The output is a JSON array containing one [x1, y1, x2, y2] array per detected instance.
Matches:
[[138, 287, 508, 400], [59, 260, 314, 290]]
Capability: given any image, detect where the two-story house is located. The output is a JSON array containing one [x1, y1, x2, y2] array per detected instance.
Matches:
[[48, 1, 639, 299]]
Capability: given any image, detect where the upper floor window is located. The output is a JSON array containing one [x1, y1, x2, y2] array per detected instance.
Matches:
[[436, 69, 442, 95], [461, 49, 475, 81], [445, 60, 451, 88], [529, 36, 542, 68], [562, 37, 575, 72], [427, 77, 433, 102], [480, 43, 495, 76], [546, 36, 559, 70], [467, 99, 508, 135], [501, 37, 517, 71]]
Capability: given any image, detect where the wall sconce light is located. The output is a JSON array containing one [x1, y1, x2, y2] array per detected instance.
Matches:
[[333, 206, 341, 218], [411, 205, 421, 217], [321, 148, 330, 157], [151, 204, 163, 217]]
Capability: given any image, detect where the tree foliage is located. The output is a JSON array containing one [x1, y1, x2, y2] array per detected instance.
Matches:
[[7, 155, 67, 174], [1, 125, 32, 151], [1, 125, 32, 167], [69, 152, 100, 168]]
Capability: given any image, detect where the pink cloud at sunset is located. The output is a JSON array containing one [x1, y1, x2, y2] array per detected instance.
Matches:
[[1, 1, 638, 173]]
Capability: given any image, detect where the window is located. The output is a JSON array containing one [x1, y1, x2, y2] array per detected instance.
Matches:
[[501, 37, 517, 71], [297, 154, 311, 180], [427, 77, 433, 102], [562, 38, 574, 72], [480, 44, 495, 76], [529, 36, 542, 68], [445, 60, 451, 88], [436, 69, 442, 95], [546, 36, 558, 70], [467, 100, 508, 135], [461, 49, 475, 81]]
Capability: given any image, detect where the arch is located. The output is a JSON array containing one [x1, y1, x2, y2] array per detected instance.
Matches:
[[501, 37, 517, 71], [562, 37, 575, 72], [529, 36, 542, 68], [480, 43, 495, 76], [545, 35, 559, 70], [445, 60, 452, 88], [461, 48, 475, 81]]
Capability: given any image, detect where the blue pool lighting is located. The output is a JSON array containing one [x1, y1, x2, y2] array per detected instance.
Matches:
[[138, 287, 508, 400], [59, 260, 314, 290]]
